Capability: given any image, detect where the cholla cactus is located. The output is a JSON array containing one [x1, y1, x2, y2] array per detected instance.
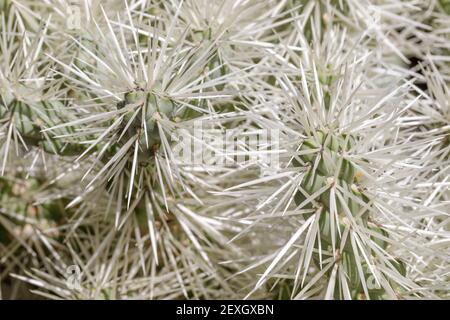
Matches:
[[0, 0, 449, 300]]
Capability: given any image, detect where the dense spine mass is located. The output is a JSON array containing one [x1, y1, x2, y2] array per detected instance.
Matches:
[[0, 0, 448, 300]]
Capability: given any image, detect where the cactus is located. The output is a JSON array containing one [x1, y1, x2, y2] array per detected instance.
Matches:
[[0, 0, 449, 300]]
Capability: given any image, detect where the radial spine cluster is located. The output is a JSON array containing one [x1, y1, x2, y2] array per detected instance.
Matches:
[[0, 0, 449, 300]]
